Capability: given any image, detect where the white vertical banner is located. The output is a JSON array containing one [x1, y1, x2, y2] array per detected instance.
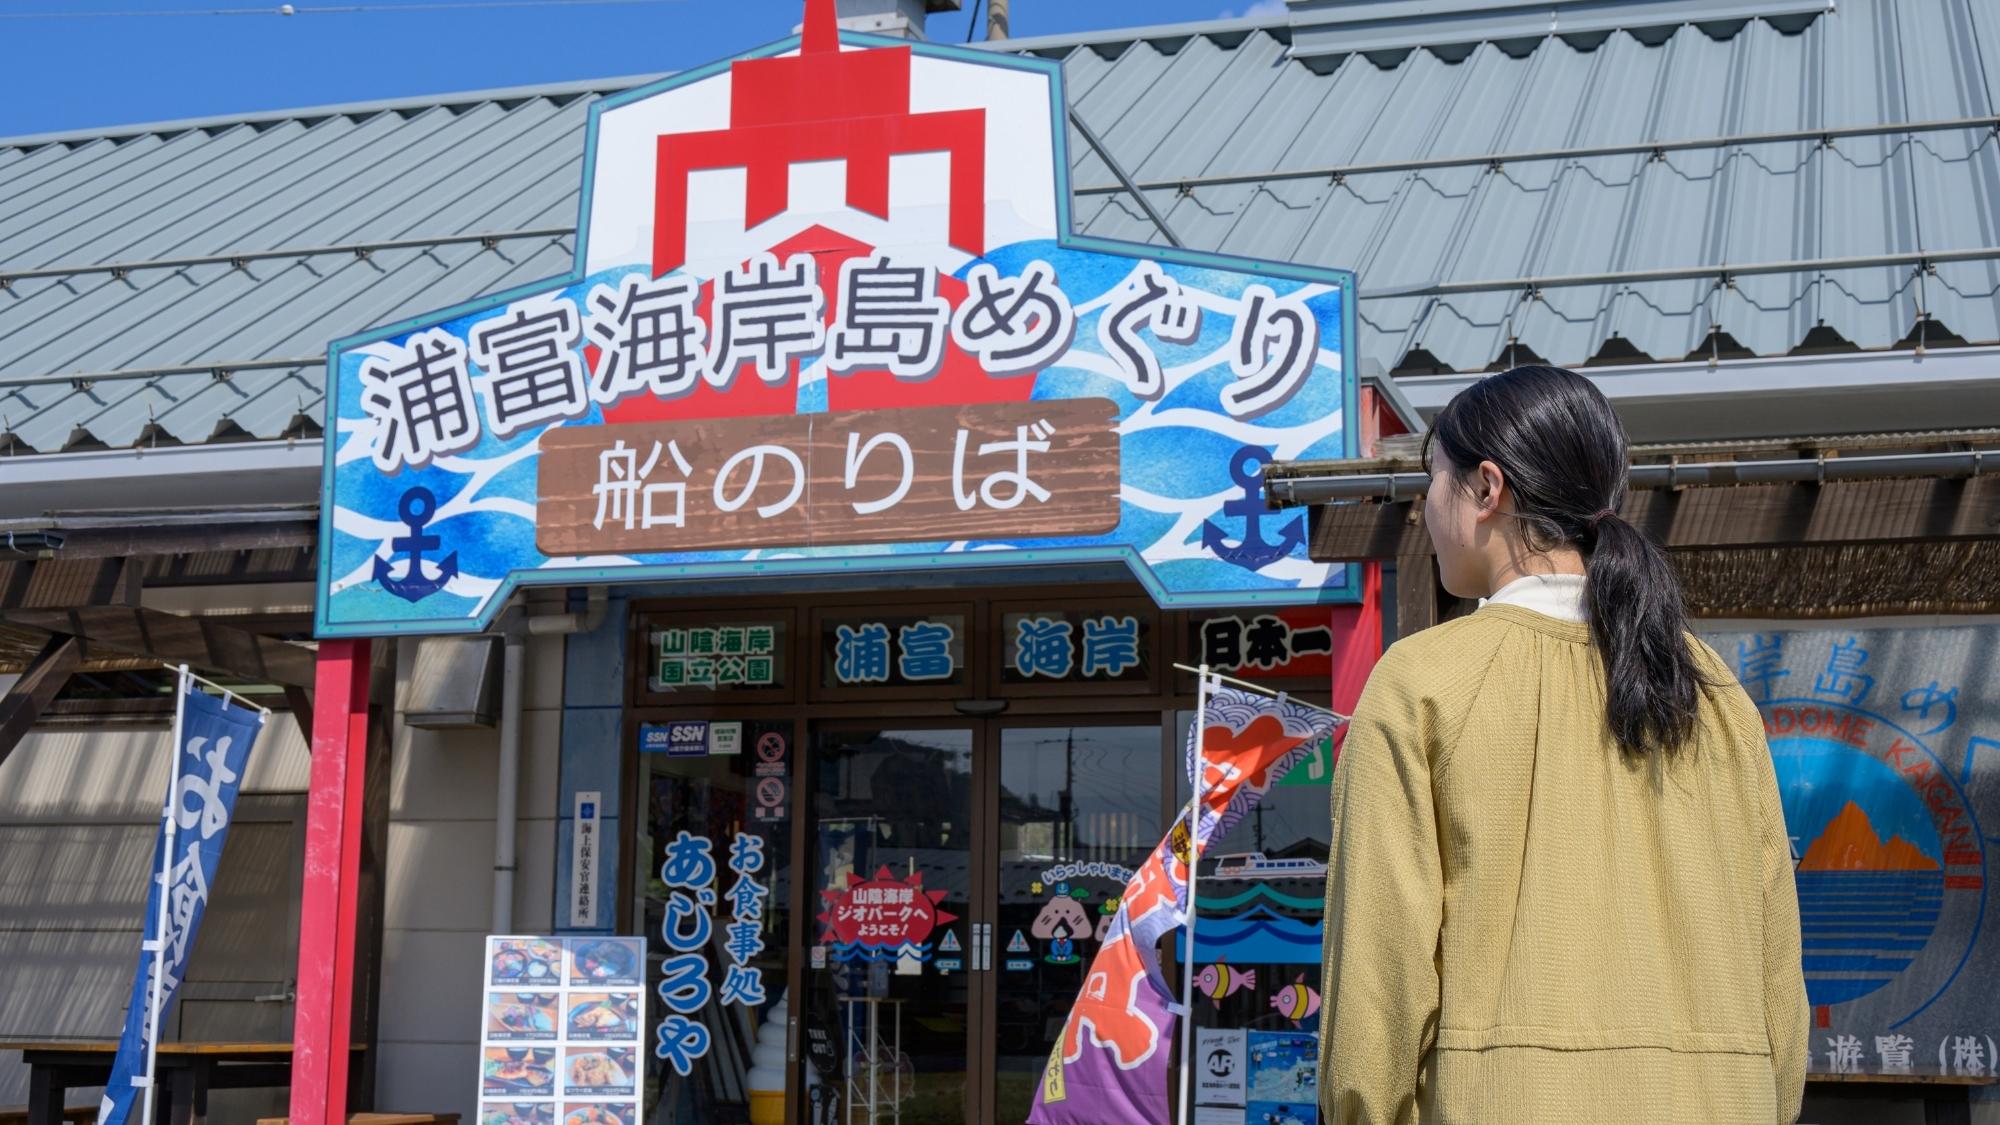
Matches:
[[570, 791, 602, 929], [1176, 667, 1217, 1125]]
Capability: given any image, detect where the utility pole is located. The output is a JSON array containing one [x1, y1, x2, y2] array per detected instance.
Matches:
[[987, 0, 1008, 40]]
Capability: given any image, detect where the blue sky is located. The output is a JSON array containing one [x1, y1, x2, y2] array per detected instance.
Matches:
[[1, 0, 1286, 137]]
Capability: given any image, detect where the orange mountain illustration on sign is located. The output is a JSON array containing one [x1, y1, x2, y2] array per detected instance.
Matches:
[[1798, 801, 1939, 871]]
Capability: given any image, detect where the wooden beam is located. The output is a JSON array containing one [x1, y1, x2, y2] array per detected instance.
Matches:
[[1624, 476, 2000, 549], [0, 634, 83, 769], [1310, 500, 1432, 562], [1305, 476, 2000, 562], [283, 685, 315, 746], [1394, 549, 1439, 638], [2, 606, 314, 688], [30, 520, 317, 559], [0, 557, 135, 613]]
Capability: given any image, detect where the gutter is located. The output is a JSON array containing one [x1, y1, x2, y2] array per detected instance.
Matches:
[[0, 440, 323, 519], [488, 589, 608, 935]]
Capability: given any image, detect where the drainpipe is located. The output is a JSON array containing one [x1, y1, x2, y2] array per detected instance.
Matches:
[[492, 588, 608, 933]]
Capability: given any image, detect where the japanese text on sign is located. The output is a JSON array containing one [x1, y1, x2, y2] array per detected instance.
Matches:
[[537, 398, 1120, 557], [1010, 614, 1143, 680], [656, 831, 716, 1077], [656, 623, 778, 689], [721, 833, 769, 1008], [832, 619, 960, 684], [358, 255, 1322, 474]]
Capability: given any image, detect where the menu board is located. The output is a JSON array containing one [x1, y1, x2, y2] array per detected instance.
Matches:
[[480, 935, 646, 1125]]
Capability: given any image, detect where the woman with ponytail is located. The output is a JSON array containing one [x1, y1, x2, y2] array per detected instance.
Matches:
[[1316, 366, 1806, 1124]]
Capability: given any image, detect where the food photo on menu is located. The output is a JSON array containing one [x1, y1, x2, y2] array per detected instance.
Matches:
[[562, 1106, 631, 1125], [480, 1105, 555, 1125], [562, 1044, 638, 1097], [490, 938, 563, 985], [487, 992, 559, 1040], [481, 1046, 558, 1096], [567, 938, 643, 986], [564, 991, 640, 1041]]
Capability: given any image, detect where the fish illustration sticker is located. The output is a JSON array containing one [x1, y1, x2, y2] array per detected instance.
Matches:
[[1270, 974, 1320, 1025], [1196, 962, 1257, 1005]]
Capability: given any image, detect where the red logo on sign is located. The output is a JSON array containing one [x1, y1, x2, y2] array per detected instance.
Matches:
[[595, 0, 1012, 426], [816, 866, 957, 951]]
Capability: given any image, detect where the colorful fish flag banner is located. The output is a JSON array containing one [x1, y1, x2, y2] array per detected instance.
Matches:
[[1029, 680, 1341, 1124], [100, 672, 267, 1125]]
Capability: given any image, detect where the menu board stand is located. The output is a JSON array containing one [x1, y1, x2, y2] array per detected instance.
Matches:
[[478, 935, 647, 1125]]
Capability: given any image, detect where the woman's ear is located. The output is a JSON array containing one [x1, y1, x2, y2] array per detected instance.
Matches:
[[1472, 460, 1507, 522]]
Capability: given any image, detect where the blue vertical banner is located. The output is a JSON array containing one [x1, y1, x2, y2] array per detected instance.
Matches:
[[99, 676, 267, 1124]]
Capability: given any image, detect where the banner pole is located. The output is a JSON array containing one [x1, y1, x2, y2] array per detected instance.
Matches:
[[1176, 666, 1213, 1125], [140, 665, 190, 1124]]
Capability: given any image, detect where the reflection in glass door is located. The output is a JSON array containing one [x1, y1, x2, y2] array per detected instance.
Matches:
[[805, 727, 978, 1125], [992, 724, 1163, 1123]]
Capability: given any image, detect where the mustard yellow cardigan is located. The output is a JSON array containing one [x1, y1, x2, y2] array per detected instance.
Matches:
[[1318, 604, 1807, 1124]]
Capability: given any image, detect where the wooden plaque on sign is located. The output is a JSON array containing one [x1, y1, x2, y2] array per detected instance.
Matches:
[[535, 398, 1120, 557]]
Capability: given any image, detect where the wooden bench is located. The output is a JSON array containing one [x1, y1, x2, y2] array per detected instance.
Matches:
[[256, 1116, 460, 1125], [0, 1109, 95, 1125]]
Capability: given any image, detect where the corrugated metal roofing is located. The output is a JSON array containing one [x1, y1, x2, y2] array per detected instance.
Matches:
[[2, 0, 1996, 455]]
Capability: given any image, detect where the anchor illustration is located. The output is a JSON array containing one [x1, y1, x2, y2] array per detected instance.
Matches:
[[1200, 444, 1305, 572], [372, 486, 458, 603]]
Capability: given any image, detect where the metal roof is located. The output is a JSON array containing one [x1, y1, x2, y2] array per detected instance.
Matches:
[[2, 0, 1997, 457]]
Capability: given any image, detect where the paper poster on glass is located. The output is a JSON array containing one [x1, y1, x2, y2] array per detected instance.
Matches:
[[1245, 1031, 1318, 1125], [1194, 1028, 1247, 1107]]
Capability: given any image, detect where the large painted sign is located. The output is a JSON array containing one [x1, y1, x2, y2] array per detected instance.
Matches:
[[315, 0, 1356, 638], [1703, 624, 1999, 1077]]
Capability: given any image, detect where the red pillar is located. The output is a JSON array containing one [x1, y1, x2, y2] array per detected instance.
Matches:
[[1329, 564, 1384, 728], [291, 638, 371, 1124], [1328, 384, 1394, 752]]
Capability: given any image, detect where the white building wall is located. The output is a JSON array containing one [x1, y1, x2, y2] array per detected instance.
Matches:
[[373, 630, 566, 1119]]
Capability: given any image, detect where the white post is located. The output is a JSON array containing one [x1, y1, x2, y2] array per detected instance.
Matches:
[[141, 665, 191, 1124], [1176, 666, 1213, 1125]]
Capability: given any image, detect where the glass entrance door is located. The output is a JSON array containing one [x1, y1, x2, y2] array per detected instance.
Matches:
[[990, 723, 1164, 1122], [805, 726, 981, 1124], [802, 720, 1164, 1125]]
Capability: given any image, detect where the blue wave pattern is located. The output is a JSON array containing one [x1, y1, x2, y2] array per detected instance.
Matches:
[[326, 243, 1348, 631], [1172, 906, 1322, 965], [828, 941, 935, 963], [1797, 870, 1943, 1006]]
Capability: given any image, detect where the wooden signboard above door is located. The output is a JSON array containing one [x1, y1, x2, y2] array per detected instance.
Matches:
[[314, 0, 1357, 639], [537, 399, 1118, 556]]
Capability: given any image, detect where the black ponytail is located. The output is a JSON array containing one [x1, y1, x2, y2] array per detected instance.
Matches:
[[1425, 365, 1704, 755]]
